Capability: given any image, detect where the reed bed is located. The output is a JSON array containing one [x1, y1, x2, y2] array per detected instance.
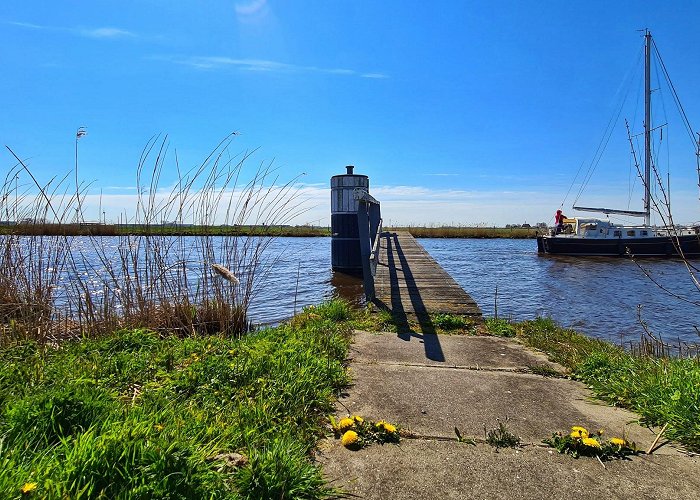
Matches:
[[1, 135, 307, 344]]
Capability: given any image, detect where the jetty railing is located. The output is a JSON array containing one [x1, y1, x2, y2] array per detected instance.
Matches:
[[355, 188, 382, 301]]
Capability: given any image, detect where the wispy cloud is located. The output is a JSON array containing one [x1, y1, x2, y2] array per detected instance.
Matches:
[[7, 20, 137, 40], [80, 27, 137, 39], [235, 0, 269, 17], [157, 55, 388, 79]]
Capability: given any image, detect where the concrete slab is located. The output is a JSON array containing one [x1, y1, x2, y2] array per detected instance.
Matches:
[[351, 331, 563, 372], [339, 363, 673, 453], [318, 438, 700, 500]]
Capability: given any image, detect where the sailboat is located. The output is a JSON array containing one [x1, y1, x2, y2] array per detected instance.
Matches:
[[537, 30, 700, 257]]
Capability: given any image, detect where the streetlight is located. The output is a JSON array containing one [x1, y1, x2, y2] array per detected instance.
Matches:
[[75, 127, 87, 223]]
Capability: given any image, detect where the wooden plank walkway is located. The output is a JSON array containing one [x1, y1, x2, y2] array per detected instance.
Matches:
[[373, 230, 482, 320]]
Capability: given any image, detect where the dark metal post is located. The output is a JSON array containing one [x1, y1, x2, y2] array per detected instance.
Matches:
[[369, 203, 380, 249], [357, 201, 375, 301]]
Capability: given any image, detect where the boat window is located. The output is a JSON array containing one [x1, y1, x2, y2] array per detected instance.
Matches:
[[614, 230, 622, 237], [641, 230, 648, 236], [627, 230, 635, 236]]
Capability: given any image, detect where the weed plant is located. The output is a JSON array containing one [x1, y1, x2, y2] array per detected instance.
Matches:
[[513, 317, 700, 452], [484, 420, 521, 449], [0, 299, 352, 498]]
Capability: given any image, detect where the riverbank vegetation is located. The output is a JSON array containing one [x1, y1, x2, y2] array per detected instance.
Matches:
[[403, 226, 540, 239], [0, 223, 330, 237], [486, 317, 700, 453], [1, 135, 308, 344], [0, 301, 353, 499], [0, 223, 542, 239]]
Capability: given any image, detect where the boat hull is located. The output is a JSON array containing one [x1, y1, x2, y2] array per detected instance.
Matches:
[[536, 234, 700, 257]]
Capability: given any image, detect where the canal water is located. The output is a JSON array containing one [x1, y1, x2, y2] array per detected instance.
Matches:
[[50, 236, 700, 345], [256, 237, 700, 345], [420, 238, 700, 345]]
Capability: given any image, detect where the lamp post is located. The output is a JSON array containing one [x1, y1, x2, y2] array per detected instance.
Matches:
[[75, 127, 87, 223]]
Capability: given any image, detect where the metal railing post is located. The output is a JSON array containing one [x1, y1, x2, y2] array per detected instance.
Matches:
[[357, 201, 375, 301]]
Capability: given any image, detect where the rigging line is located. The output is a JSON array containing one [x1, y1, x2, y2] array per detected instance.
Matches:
[[653, 40, 696, 148], [559, 159, 586, 209], [572, 47, 644, 206]]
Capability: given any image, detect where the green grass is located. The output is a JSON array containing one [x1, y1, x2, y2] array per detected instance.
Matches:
[[431, 313, 473, 331], [511, 317, 700, 452], [484, 318, 516, 337], [0, 299, 353, 499]]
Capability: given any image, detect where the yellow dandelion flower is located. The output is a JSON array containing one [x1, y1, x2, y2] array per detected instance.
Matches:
[[352, 415, 364, 423], [375, 420, 387, 429], [341, 430, 359, 448], [338, 417, 355, 432], [382, 423, 397, 434], [582, 437, 601, 449], [609, 437, 626, 447], [20, 483, 38, 494], [570, 426, 589, 439]]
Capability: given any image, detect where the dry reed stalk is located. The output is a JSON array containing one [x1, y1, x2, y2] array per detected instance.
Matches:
[[1, 134, 307, 343]]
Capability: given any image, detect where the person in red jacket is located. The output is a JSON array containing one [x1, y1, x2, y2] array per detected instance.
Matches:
[[555, 209, 567, 233]]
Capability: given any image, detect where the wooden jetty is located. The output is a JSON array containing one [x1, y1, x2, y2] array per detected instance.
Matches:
[[372, 230, 482, 320]]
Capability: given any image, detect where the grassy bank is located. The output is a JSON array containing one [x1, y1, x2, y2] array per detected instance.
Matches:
[[400, 226, 540, 239], [0, 300, 353, 499], [485, 317, 700, 452]]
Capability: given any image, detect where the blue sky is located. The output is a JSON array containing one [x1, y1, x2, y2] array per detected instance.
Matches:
[[2, 0, 700, 226]]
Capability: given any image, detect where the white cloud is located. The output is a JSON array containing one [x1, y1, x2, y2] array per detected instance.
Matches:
[[158, 55, 388, 79], [32, 180, 700, 228], [7, 20, 137, 40], [235, 0, 269, 17], [80, 27, 137, 39]]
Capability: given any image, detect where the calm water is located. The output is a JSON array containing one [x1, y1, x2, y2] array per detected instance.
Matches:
[[54, 236, 700, 344], [419, 238, 700, 345], [254, 237, 700, 344], [246, 237, 363, 325]]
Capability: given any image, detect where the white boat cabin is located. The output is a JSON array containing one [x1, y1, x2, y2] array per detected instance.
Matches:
[[555, 218, 699, 239]]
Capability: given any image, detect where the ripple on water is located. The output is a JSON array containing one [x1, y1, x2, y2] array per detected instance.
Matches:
[[419, 238, 700, 345]]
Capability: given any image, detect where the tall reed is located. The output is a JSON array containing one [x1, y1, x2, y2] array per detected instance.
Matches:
[[1, 135, 306, 343]]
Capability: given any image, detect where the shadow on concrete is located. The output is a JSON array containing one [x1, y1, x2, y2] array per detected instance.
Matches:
[[373, 232, 445, 362]]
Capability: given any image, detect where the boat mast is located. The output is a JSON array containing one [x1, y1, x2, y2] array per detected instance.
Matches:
[[643, 29, 652, 226]]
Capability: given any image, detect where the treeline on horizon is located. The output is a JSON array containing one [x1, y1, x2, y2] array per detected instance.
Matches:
[[0, 222, 540, 238]]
